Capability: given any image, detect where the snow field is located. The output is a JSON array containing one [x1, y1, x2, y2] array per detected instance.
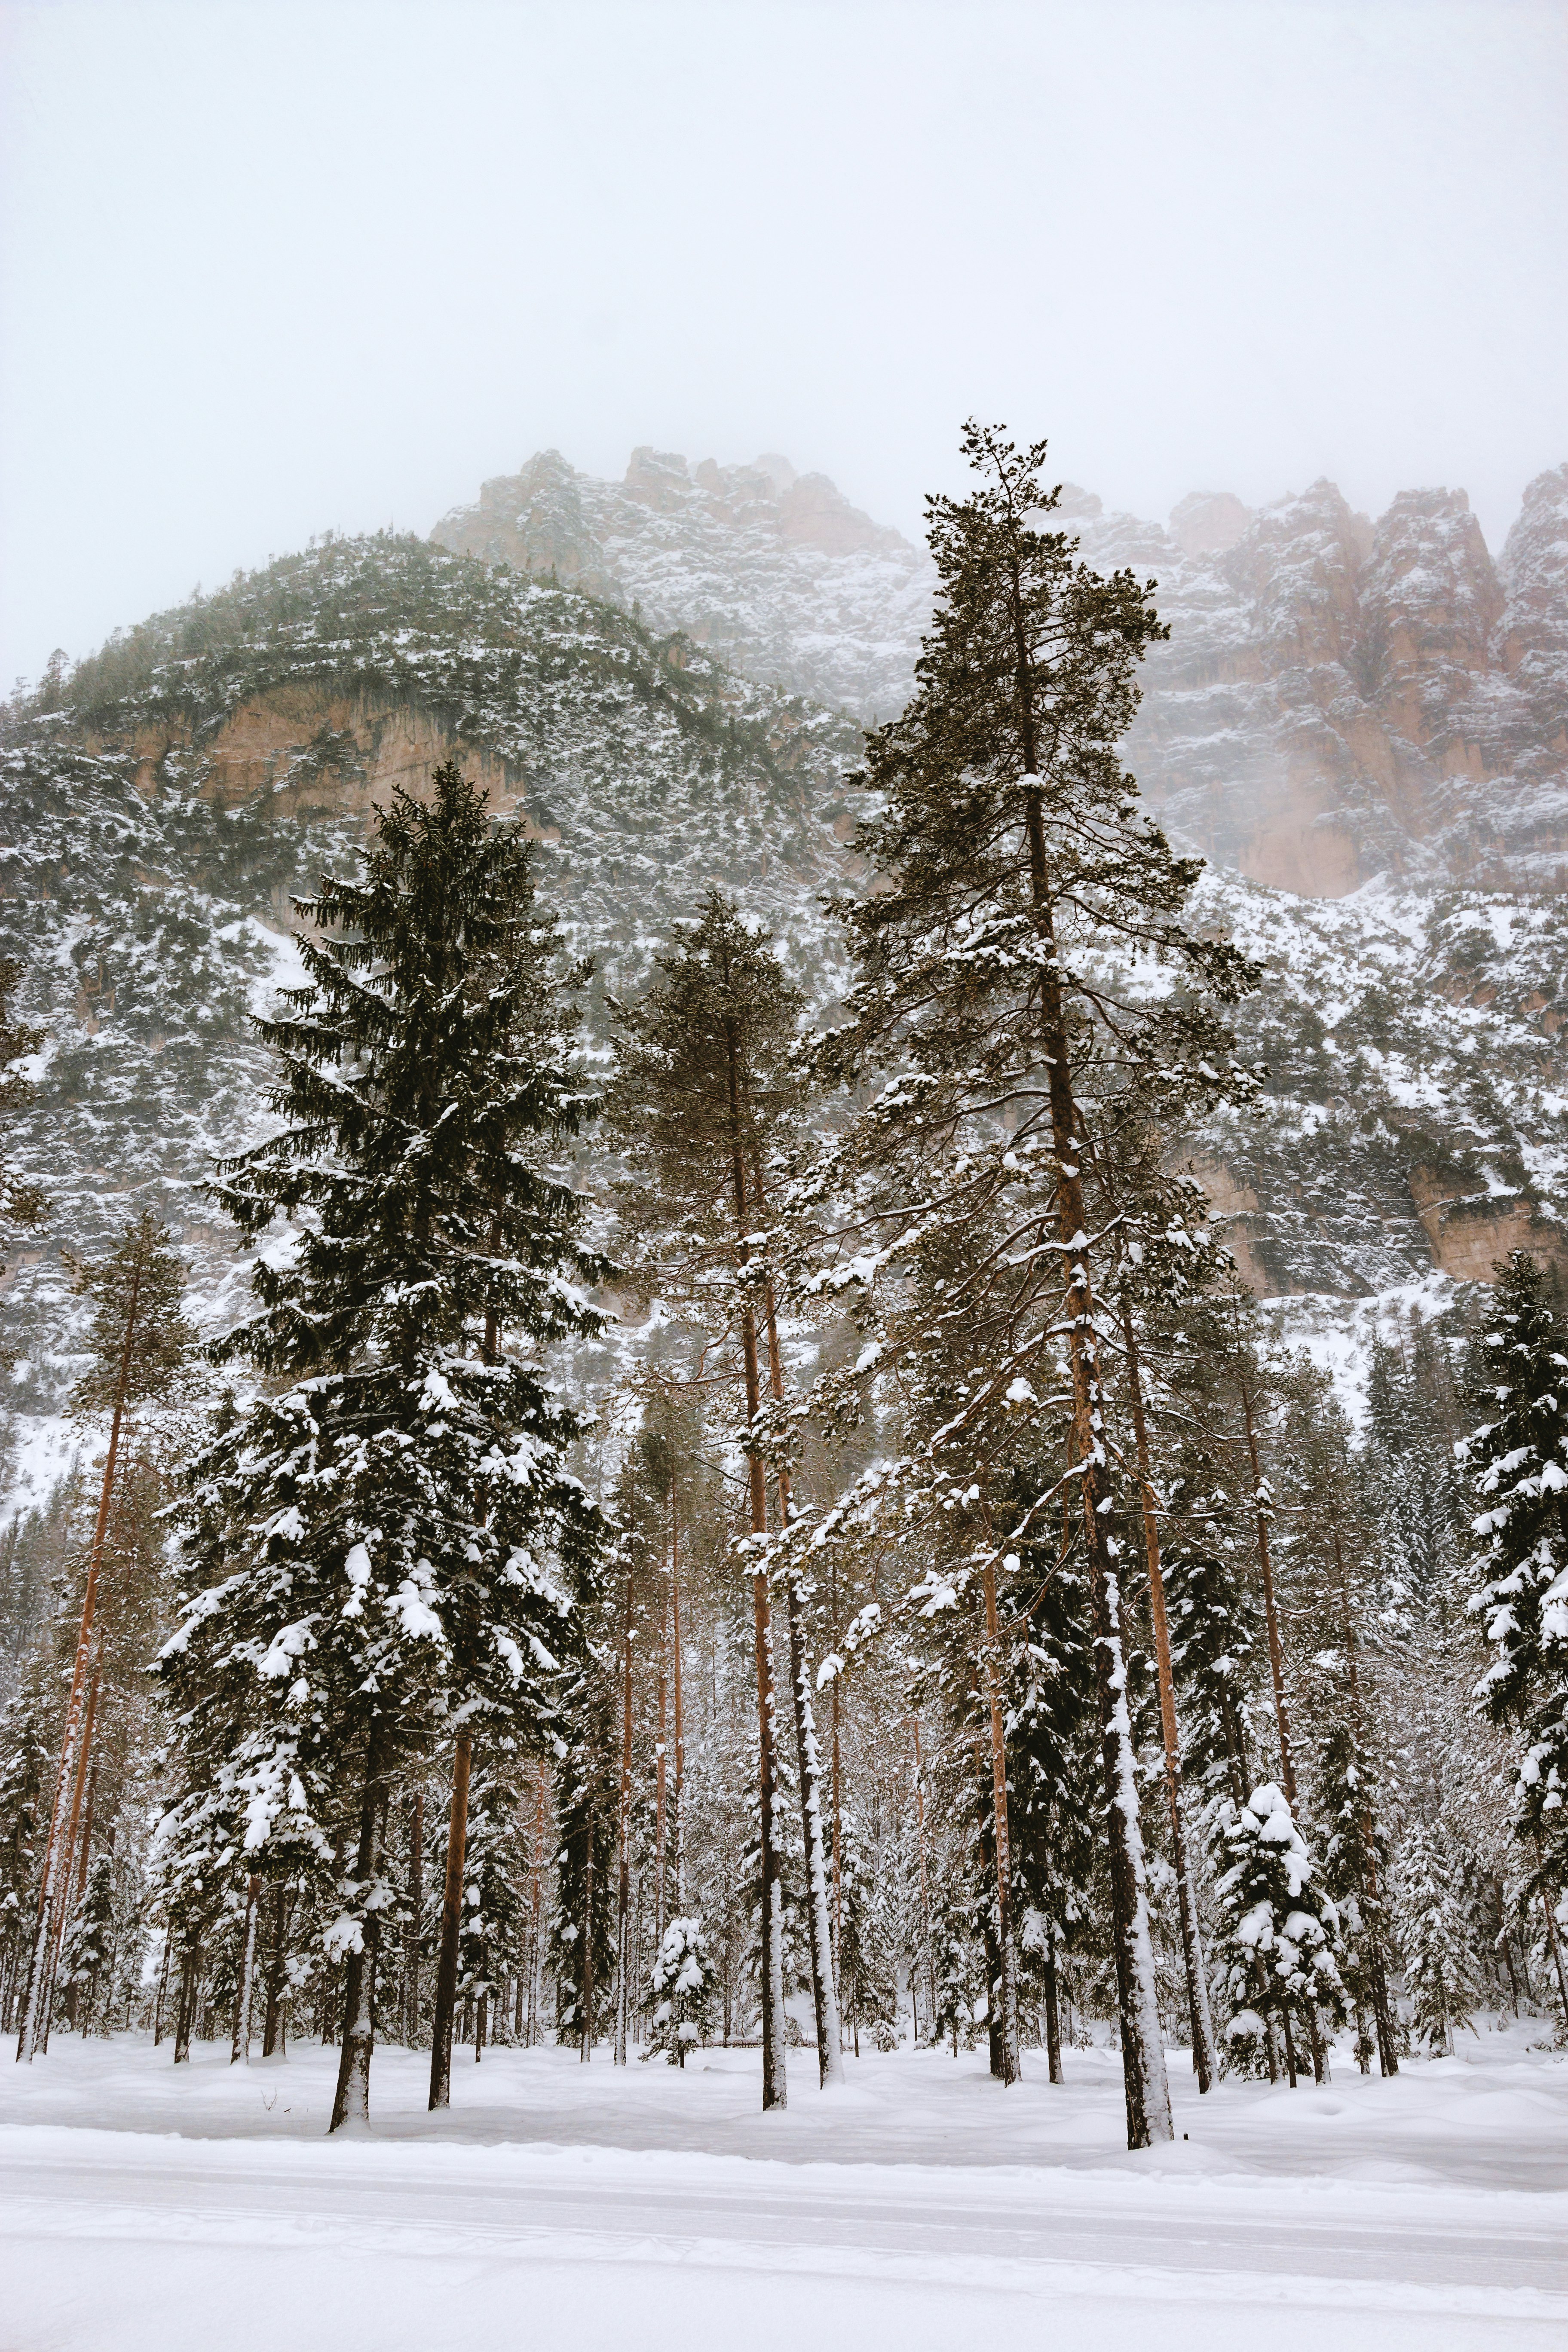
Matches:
[[1, 2030, 1563, 2352]]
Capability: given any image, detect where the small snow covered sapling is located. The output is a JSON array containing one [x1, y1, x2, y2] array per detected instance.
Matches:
[[1213, 1780, 1346, 2085], [647, 1914, 718, 2065]]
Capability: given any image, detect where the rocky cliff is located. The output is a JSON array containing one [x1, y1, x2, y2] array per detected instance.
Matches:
[[436, 448, 1568, 897]]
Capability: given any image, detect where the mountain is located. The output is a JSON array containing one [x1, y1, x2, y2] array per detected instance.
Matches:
[[3, 447, 1568, 1506], [432, 446, 930, 723], [437, 447, 1568, 896]]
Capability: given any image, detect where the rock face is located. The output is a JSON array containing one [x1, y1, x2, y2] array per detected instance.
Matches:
[[436, 450, 1568, 897], [432, 447, 930, 723]]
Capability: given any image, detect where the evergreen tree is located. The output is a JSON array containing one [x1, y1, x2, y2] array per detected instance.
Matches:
[[0, 1672, 50, 2031], [1463, 1253, 1568, 1926], [0, 955, 47, 1281], [606, 892, 845, 2107], [648, 1914, 718, 2064], [806, 423, 1258, 2147], [16, 1213, 192, 2062], [1397, 1817, 1474, 2056], [160, 764, 606, 2131], [1213, 1781, 1346, 2085], [1318, 1713, 1399, 2075]]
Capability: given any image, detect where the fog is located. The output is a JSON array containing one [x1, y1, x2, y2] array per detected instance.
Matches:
[[1, 0, 1564, 688]]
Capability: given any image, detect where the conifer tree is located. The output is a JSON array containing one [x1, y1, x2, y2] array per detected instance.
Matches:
[[607, 894, 846, 2105], [1463, 1253, 1568, 1923], [0, 955, 47, 1279], [1318, 1715, 1399, 2074], [648, 1914, 718, 2063], [16, 1212, 191, 2062], [805, 423, 1257, 2146], [160, 764, 605, 2131], [1397, 1817, 1474, 2055], [1213, 1781, 1345, 2084]]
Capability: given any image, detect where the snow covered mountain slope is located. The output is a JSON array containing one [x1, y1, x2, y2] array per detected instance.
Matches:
[[0, 533, 861, 1441], [435, 449, 1568, 897], [3, 487, 1567, 1493], [432, 447, 930, 727]]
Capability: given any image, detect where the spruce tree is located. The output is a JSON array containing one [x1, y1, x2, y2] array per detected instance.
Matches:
[[1464, 1253, 1568, 1925], [161, 764, 606, 2131], [1318, 1715, 1399, 2074], [1397, 1817, 1474, 2056], [1213, 1781, 1346, 2084], [648, 1914, 718, 2063], [806, 423, 1256, 2147], [0, 955, 46, 1278]]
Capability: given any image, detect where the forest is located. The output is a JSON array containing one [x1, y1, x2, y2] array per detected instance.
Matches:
[[3, 427, 1565, 2153]]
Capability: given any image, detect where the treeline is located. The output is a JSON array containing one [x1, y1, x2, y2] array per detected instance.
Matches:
[[2, 428, 1565, 2145]]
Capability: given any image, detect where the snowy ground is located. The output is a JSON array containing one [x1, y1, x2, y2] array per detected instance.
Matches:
[[1, 2027, 1563, 2352]]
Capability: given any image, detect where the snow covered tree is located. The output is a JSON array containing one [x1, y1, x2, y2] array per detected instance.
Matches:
[[1318, 1715, 1399, 2075], [835, 1819, 900, 2054], [0, 954, 46, 1274], [16, 1212, 192, 2062], [805, 423, 1258, 2147], [607, 893, 845, 2106], [58, 1853, 116, 2034], [647, 1914, 718, 2063], [1397, 1818, 1474, 2055], [1463, 1253, 1568, 1928], [159, 764, 606, 2131], [1213, 1781, 1346, 2085], [1164, 1459, 1262, 1816], [0, 1672, 50, 2031]]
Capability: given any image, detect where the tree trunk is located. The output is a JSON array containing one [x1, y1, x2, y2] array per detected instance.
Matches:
[[1044, 1907, 1063, 2084], [1540, 1876, 1568, 2031], [1121, 1302, 1217, 2092], [17, 1267, 141, 2064], [231, 1874, 261, 2064], [173, 1950, 195, 2064], [616, 1561, 634, 2067], [723, 1042, 785, 2111], [1331, 1521, 1397, 2076], [757, 1260, 844, 2088], [152, 1928, 172, 2047], [262, 1884, 288, 2058], [581, 1831, 595, 2061], [978, 1553, 1022, 2084], [428, 1728, 472, 2111], [1021, 778, 1172, 2150], [403, 1788, 423, 2046], [671, 1499, 685, 1912], [911, 1718, 934, 2038], [330, 1725, 389, 2134], [655, 1567, 668, 1948], [1235, 1353, 1296, 1804], [528, 1769, 545, 2047]]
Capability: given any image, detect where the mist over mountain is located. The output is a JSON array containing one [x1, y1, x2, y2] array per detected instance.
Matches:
[[2, 440, 1567, 1505], [437, 445, 1568, 896]]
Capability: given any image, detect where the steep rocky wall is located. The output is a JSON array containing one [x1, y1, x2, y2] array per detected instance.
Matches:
[[435, 448, 1568, 900]]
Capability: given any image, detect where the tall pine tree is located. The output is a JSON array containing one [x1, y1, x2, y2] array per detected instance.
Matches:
[[808, 424, 1257, 2146], [161, 764, 606, 2132]]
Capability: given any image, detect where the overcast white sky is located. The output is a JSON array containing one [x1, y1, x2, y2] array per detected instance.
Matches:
[[1, 0, 1565, 687]]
